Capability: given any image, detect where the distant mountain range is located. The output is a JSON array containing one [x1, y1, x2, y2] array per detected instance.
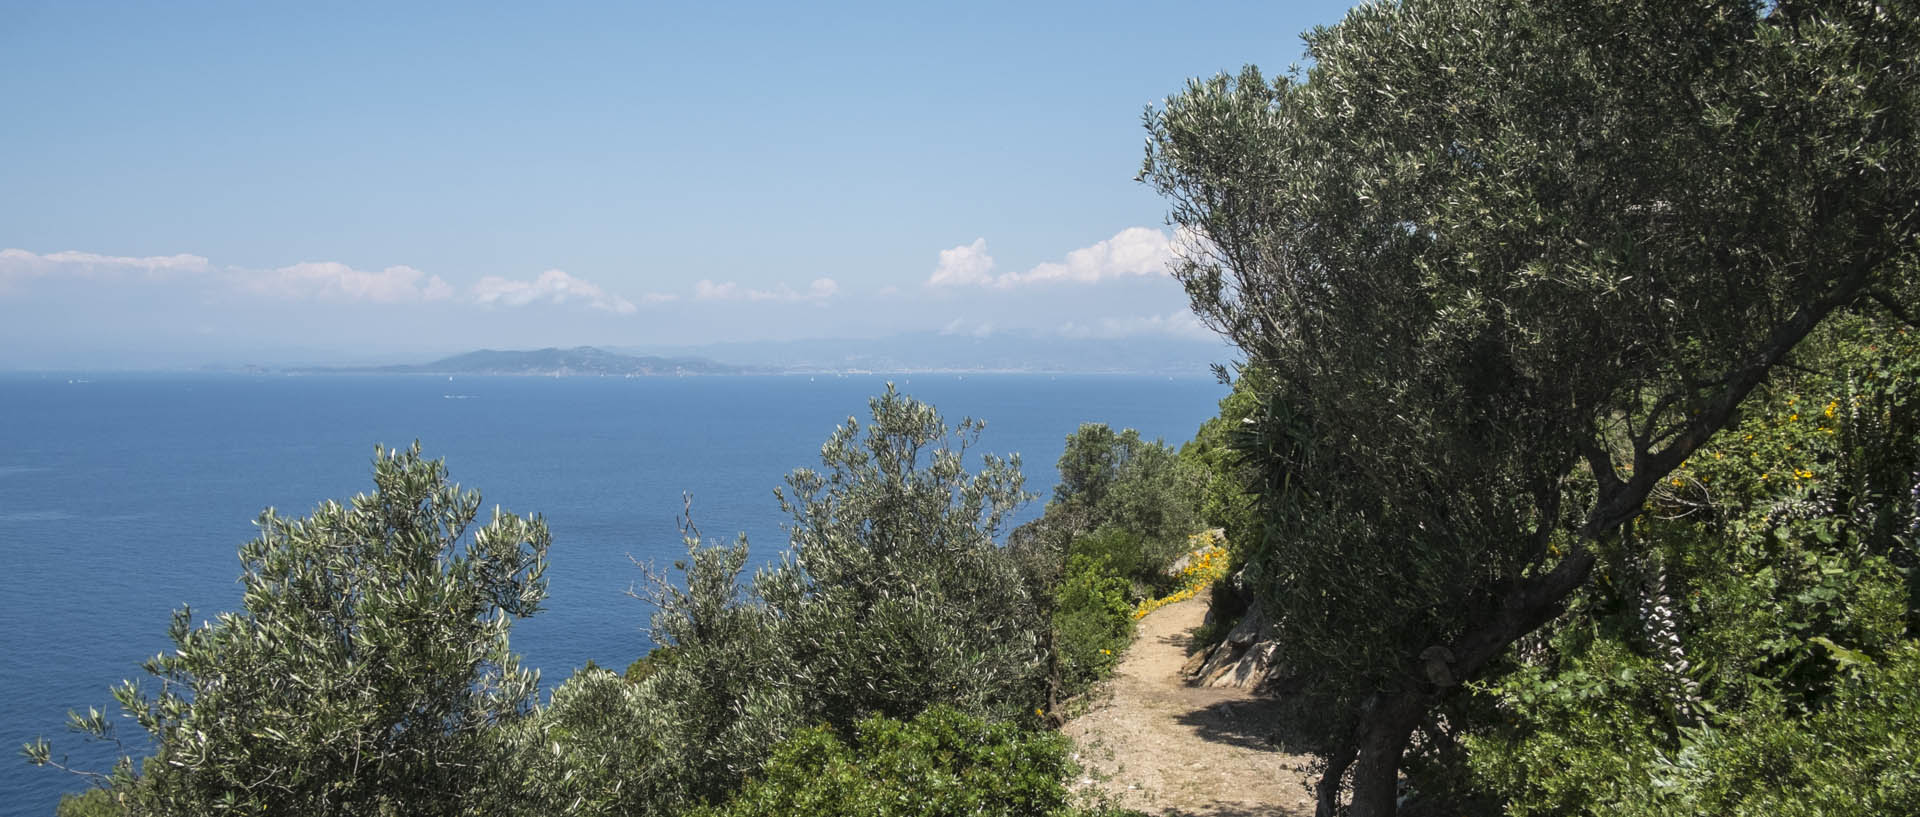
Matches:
[[310, 347, 741, 376], [259, 332, 1238, 377], [619, 331, 1237, 376]]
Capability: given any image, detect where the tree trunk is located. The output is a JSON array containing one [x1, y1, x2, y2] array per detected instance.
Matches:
[[1314, 741, 1356, 817], [1347, 694, 1425, 817]]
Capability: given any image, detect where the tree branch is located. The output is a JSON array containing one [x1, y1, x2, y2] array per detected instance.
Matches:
[[1577, 435, 1622, 499], [1868, 288, 1920, 329], [1445, 548, 1597, 682], [1597, 256, 1881, 538], [1444, 255, 1886, 686]]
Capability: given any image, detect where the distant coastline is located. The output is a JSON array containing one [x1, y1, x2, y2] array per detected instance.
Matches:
[[210, 337, 1239, 378], [4, 332, 1237, 377], [295, 347, 742, 377]]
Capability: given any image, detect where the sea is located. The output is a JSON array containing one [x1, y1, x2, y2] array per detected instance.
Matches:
[[0, 372, 1228, 815]]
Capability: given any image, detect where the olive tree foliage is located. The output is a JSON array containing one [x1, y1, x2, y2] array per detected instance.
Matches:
[[1054, 424, 1206, 549], [1033, 423, 1209, 593], [26, 444, 551, 817], [518, 385, 1049, 816], [771, 385, 1045, 726], [1140, 2, 1920, 814]]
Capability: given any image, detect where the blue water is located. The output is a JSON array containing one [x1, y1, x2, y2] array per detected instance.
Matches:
[[0, 373, 1226, 814]]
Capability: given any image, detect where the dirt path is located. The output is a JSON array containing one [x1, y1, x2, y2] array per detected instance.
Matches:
[[1063, 594, 1316, 817]]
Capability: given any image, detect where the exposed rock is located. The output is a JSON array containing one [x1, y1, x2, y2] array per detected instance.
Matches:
[[1183, 592, 1285, 690], [1179, 648, 1210, 677], [1225, 603, 1269, 648], [1196, 641, 1241, 686], [1166, 551, 1195, 577], [1211, 641, 1280, 688]]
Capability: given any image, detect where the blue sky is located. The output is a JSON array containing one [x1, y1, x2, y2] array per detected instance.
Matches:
[[0, 1, 1355, 367]]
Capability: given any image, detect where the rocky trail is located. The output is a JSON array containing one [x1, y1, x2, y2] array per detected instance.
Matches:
[[1063, 593, 1317, 816]]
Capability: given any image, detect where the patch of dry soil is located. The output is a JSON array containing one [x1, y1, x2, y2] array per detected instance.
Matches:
[[1063, 594, 1316, 817]]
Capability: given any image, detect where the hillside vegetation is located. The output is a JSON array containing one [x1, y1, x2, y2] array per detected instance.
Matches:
[[29, 386, 1230, 816], [26, 1, 1920, 815]]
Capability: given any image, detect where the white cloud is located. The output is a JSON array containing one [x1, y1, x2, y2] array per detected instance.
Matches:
[[693, 276, 839, 302], [0, 248, 212, 290], [241, 261, 455, 304], [1004, 227, 1172, 287], [928, 238, 995, 287], [1058, 310, 1213, 341], [693, 279, 740, 300], [471, 268, 643, 313], [1, 246, 671, 317], [924, 227, 1178, 290], [4, 248, 454, 306]]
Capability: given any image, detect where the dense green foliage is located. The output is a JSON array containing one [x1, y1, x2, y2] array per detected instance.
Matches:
[[26, 445, 551, 816], [1061, 526, 1154, 593], [1051, 554, 1136, 692], [1457, 318, 1920, 816], [1011, 423, 1214, 703], [1175, 369, 1269, 627], [52, 790, 119, 817], [1178, 369, 1263, 560], [514, 386, 1054, 815], [48, 7, 1920, 812], [691, 706, 1123, 817], [1143, 0, 1920, 812], [1051, 424, 1206, 590], [29, 389, 1190, 817]]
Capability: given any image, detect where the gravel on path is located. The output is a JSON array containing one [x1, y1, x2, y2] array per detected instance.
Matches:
[[1062, 593, 1317, 817]]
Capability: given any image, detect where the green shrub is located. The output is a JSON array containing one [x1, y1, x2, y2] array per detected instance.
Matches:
[[1052, 424, 1205, 576], [1066, 525, 1150, 594], [1457, 317, 1920, 816], [694, 706, 1096, 817], [24, 444, 550, 817], [623, 645, 678, 685], [1179, 367, 1269, 627], [1053, 555, 1135, 695], [54, 789, 121, 817], [1178, 366, 1266, 562], [524, 387, 1051, 814]]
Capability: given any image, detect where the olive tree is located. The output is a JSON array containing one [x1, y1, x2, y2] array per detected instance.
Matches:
[[768, 385, 1046, 728], [520, 385, 1049, 815], [1053, 424, 1205, 550], [1141, 1, 1920, 814], [27, 444, 551, 817]]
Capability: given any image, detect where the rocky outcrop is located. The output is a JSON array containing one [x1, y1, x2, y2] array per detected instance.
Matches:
[[1184, 581, 1287, 689]]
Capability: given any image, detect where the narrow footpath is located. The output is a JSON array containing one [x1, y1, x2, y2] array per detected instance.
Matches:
[[1063, 593, 1316, 817]]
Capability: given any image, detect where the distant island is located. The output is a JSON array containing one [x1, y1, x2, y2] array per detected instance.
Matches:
[[194, 333, 1237, 376], [310, 347, 742, 377]]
